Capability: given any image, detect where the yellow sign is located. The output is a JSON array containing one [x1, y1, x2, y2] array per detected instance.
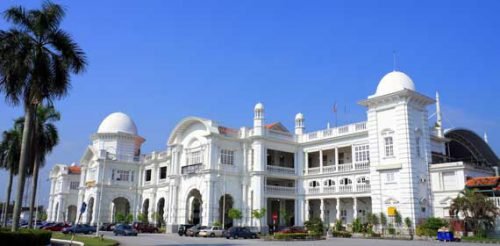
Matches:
[[387, 207, 396, 216], [86, 180, 96, 187]]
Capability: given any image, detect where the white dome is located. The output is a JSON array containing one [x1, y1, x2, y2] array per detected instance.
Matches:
[[254, 102, 264, 111], [295, 113, 304, 121], [375, 71, 416, 96], [97, 112, 138, 135]]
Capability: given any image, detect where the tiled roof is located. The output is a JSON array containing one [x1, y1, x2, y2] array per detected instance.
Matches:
[[465, 176, 500, 188], [68, 165, 81, 174]]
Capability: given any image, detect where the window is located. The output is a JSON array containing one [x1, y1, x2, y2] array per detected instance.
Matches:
[[416, 137, 421, 157], [115, 170, 130, 181], [357, 176, 369, 184], [354, 145, 370, 162], [384, 137, 394, 157], [187, 150, 202, 165], [145, 169, 152, 182], [159, 166, 167, 179], [340, 178, 352, 186], [220, 149, 234, 165], [338, 153, 345, 164], [442, 172, 456, 190], [309, 180, 320, 187], [324, 179, 335, 187], [70, 181, 79, 190], [385, 172, 395, 182]]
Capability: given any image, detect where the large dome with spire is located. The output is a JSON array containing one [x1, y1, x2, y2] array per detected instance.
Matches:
[[97, 112, 138, 135], [375, 71, 416, 96]]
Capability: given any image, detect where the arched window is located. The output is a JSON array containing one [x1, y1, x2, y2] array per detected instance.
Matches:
[[324, 179, 335, 187], [340, 178, 352, 186], [357, 176, 370, 184], [309, 180, 320, 187]]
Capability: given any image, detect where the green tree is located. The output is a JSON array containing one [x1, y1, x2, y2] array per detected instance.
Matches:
[[228, 208, 242, 225], [450, 189, 499, 236], [137, 213, 148, 223], [394, 210, 402, 227], [404, 217, 413, 238], [26, 105, 60, 228], [352, 217, 362, 233], [304, 217, 324, 236], [279, 208, 292, 226], [0, 126, 21, 227], [0, 1, 87, 231], [334, 220, 343, 231], [380, 212, 387, 234], [251, 208, 266, 232]]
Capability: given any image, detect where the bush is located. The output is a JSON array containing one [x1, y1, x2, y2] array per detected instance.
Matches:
[[370, 232, 381, 238], [416, 217, 448, 237], [388, 227, 396, 235], [352, 218, 362, 233], [335, 220, 343, 231], [331, 231, 352, 238], [304, 218, 324, 236], [273, 232, 307, 240], [0, 229, 52, 246]]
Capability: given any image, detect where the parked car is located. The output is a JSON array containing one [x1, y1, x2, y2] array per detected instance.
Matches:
[[186, 225, 207, 237], [132, 222, 159, 233], [224, 227, 258, 239], [100, 223, 116, 231], [199, 226, 224, 237], [113, 224, 138, 236], [43, 222, 71, 231], [278, 226, 307, 234], [62, 224, 96, 234], [178, 224, 194, 236]]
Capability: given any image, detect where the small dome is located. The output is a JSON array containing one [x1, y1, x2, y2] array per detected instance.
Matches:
[[295, 113, 304, 121], [375, 71, 415, 96], [254, 102, 264, 111], [97, 112, 138, 135]]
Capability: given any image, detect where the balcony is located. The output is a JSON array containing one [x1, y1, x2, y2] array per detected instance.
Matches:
[[299, 122, 367, 143], [265, 185, 296, 196], [181, 163, 203, 175], [306, 161, 369, 175], [266, 165, 296, 176], [306, 184, 371, 195]]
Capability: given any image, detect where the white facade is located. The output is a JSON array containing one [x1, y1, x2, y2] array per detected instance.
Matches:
[[48, 71, 498, 232]]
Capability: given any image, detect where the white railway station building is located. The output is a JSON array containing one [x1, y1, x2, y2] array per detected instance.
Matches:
[[47, 70, 499, 232]]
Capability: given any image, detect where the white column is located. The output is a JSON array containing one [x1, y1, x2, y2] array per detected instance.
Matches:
[[305, 152, 309, 174], [320, 198, 325, 222], [319, 150, 323, 174], [305, 199, 310, 221], [336, 198, 340, 221], [335, 148, 339, 172], [351, 146, 355, 170], [353, 197, 358, 220]]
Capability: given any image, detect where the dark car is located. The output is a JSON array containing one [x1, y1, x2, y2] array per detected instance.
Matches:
[[62, 224, 97, 234], [132, 222, 159, 233], [224, 227, 258, 239], [178, 224, 194, 236], [279, 226, 307, 234], [114, 224, 138, 236], [43, 222, 71, 231], [186, 225, 207, 237], [100, 223, 116, 231]]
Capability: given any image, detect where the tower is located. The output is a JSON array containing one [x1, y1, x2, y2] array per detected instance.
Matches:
[[359, 71, 435, 224], [253, 102, 265, 136], [295, 113, 305, 135]]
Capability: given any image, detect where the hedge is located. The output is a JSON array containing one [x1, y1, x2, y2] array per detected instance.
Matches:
[[274, 232, 308, 240], [331, 231, 352, 238], [0, 228, 52, 246]]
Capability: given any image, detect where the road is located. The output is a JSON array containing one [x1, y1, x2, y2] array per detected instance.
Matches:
[[100, 232, 482, 246]]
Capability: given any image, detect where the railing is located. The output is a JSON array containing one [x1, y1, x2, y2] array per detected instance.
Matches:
[[356, 183, 371, 192], [355, 161, 370, 170], [308, 187, 321, 194], [181, 163, 203, 175], [266, 165, 295, 175], [338, 185, 353, 193], [265, 185, 296, 196], [323, 165, 336, 173], [323, 186, 336, 194], [302, 122, 367, 142], [338, 163, 353, 172], [489, 197, 500, 207], [308, 167, 321, 175]]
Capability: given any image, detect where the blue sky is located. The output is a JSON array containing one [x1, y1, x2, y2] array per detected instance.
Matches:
[[0, 0, 499, 207]]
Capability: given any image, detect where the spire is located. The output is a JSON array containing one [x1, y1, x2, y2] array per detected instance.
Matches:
[[435, 91, 443, 137], [484, 132, 489, 143]]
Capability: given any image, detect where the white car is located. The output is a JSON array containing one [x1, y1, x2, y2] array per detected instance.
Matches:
[[198, 226, 224, 237]]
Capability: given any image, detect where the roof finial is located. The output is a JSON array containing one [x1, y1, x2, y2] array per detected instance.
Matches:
[[393, 50, 397, 71]]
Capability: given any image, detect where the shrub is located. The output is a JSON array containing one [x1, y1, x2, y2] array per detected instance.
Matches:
[[334, 220, 343, 231], [0, 229, 52, 246], [273, 232, 307, 240], [304, 218, 324, 236], [388, 227, 396, 235], [331, 231, 352, 238], [370, 232, 381, 238], [352, 218, 362, 233], [416, 217, 448, 237]]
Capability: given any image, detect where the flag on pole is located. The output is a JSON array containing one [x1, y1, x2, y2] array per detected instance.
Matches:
[[333, 102, 337, 113]]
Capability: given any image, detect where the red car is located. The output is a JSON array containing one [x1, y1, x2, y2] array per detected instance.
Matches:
[[132, 222, 159, 233], [279, 226, 307, 234], [43, 222, 71, 231]]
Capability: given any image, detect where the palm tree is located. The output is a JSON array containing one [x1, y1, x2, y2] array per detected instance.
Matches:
[[0, 1, 86, 231], [25, 105, 60, 228], [450, 189, 499, 236], [0, 126, 21, 227]]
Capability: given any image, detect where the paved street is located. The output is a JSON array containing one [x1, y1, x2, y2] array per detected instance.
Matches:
[[100, 232, 482, 246]]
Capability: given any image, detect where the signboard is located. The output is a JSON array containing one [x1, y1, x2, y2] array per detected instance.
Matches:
[[387, 206, 396, 216], [272, 213, 278, 220]]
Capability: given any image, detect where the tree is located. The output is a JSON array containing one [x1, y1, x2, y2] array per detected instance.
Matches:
[[304, 218, 324, 236], [279, 208, 292, 226], [450, 189, 499, 236], [228, 208, 242, 225], [26, 105, 60, 228], [404, 217, 413, 239], [251, 208, 266, 232], [137, 213, 148, 223], [380, 212, 387, 234], [0, 1, 87, 231], [0, 126, 21, 227], [394, 210, 402, 227]]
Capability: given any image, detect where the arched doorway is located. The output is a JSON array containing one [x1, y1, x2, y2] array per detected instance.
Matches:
[[113, 197, 131, 223], [86, 197, 95, 224], [67, 205, 77, 223], [54, 202, 59, 221], [157, 198, 165, 227], [142, 199, 150, 223], [186, 189, 202, 225], [219, 194, 234, 228]]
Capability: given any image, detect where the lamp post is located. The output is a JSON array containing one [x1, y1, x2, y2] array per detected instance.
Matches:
[[95, 151, 107, 236]]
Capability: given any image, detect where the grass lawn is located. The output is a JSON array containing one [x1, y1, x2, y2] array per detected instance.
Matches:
[[52, 232, 119, 246]]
